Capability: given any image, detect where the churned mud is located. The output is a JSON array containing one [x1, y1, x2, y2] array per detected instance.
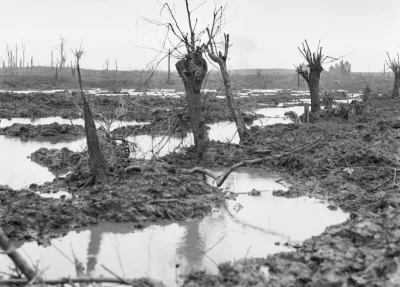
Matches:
[[2, 88, 398, 285], [0, 159, 223, 245], [0, 91, 269, 124], [0, 122, 85, 138], [174, 96, 400, 286]]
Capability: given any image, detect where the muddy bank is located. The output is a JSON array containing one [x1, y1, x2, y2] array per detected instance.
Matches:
[[183, 194, 400, 287], [0, 159, 223, 245], [0, 122, 85, 138]]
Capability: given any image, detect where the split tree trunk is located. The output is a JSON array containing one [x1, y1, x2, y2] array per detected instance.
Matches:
[[76, 62, 108, 184], [308, 72, 321, 112], [218, 62, 248, 140], [176, 52, 208, 157], [393, 72, 400, 98]]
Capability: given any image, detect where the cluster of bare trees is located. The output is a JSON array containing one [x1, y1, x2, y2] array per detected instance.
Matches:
[[18, 0, 400, 185], [156, 1, 249, 157], [2, 42, 27, 68]]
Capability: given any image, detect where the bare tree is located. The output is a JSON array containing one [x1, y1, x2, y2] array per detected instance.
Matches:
[[51, 50, 54, 67], [206, 7, 248, 140], [21, 41, 26, 68], [53, 64, 58, 85], [113, 58, 118, 92], [386, 52, 400, 98], [58, 36, 67, 68], [162, 1, 210, 157], [92, 96, 130, 138], [167, 49, 171, 84], [6, 43, 12, 68], [295, 40, 335, 113], [30, 56, 33, 72], [73, 46, 108, 185], [256, 69, 262, 77], [15, 42, 18, 68], [105, 58, 109, 71]]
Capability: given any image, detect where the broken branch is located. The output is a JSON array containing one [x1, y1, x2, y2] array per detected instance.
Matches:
[[183, 140, 320, 187]]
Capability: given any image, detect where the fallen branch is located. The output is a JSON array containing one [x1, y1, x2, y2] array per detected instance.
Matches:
[[183, 140, 320, 187], [0, 227, 37, 280], [368, 178, 391, 193]]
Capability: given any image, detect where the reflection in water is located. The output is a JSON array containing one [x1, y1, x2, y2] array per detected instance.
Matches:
[[0, 169, 348, 286], [176, 221, 205, 274]]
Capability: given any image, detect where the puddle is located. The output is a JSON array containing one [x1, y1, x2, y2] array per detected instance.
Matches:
[[0, 169, 348, 286], [0, 135, 86, 189], [36, 190, 72, 199], [0, 105, 302, 188]]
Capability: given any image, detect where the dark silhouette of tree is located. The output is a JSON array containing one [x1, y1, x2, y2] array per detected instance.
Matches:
[[386, 52, 400, 98], [295, 40, 336, 112]]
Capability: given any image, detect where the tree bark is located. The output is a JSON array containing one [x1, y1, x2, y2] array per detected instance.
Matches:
[[218, 62, 248, 140], [77, 62, 108, 184], [176, 51, 208, 157], [307, 71, 321, 112], [393, 72, 400, 98]]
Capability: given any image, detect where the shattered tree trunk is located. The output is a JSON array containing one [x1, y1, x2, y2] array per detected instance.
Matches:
[[393, 72, 400, 98], [176, 52, 208, 157], [218, 62, 248, 140], [76, 62, 108, 184], [307, 71, 321, 112]]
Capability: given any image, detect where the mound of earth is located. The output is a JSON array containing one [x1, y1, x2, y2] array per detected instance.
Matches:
[[30, 147, 82, 173], [0, 122, 85, 138]]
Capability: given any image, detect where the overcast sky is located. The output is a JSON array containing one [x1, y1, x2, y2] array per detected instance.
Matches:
[[0, 0, 399, 72]]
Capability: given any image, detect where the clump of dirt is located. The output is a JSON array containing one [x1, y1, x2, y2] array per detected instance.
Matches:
[[30, 147, 81, 173], [0, 122, 85, 138]]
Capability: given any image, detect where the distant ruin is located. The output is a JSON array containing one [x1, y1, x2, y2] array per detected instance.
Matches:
[[328, 60, 351, 74]]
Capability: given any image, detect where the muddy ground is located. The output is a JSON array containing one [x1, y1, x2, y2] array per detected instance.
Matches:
[[171, 96, 400, 286], [0, 122, 85, 138], [0, 90, 294, 124], [2, 89, 399, 285], [0, 160, 224, 245]]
